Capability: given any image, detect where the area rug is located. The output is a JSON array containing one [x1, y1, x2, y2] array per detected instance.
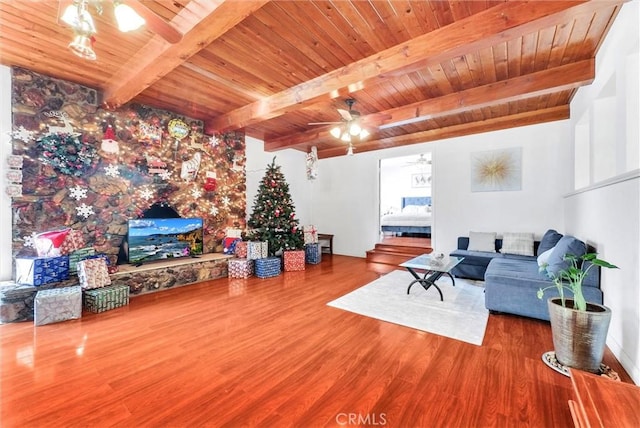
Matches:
[[327, 269, 489, 346]]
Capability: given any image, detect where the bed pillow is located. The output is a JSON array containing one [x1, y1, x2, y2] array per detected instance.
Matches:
[[467, 231, 496, 252], [537, 229, 563, 256], [545, 236, 587, 277], [401, 205, 421, 214], [500, 232, 535, 256]]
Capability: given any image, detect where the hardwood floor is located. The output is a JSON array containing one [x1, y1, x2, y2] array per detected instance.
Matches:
[[0, 255, 633, 427]]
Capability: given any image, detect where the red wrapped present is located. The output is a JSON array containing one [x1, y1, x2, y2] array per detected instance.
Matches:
[[60, 229, 85, 255], [35, 228, 70, 257], [284, 250, 305, 271]]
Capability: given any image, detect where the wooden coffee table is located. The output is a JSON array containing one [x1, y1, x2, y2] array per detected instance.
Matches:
[[399, 254, 464, 301]]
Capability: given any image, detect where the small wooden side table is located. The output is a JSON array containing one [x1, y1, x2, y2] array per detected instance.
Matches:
[[317, 234, 333, 255]]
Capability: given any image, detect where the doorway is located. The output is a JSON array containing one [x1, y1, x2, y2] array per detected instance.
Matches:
[[379, 153, 433, 244]]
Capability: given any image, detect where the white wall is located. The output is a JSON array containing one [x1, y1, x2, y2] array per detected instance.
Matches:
[[566, 0, 640, 383], [245, 136, 312, 227], [303, 121, 571, 258], [1, 65, 12, 280]]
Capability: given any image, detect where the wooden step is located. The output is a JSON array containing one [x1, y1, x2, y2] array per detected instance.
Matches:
[[365, 244, 432, 266]]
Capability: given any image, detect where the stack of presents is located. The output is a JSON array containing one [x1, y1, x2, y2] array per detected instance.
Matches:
[[1, 227, 129, 326], [225, 225, 323, 280]]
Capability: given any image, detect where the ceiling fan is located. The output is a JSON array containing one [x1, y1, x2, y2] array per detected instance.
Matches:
[[59, 0, 183, 46], [309, 98, 371, 142], [404, 154, 432, 168]]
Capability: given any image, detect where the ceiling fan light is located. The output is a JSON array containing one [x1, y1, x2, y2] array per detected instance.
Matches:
[[349, 122, 361, 136], [62, 1, 97, 34], [69, 34, 96, 60], [359, 129, 370, 139], [330, 126, 342, 139], [340, 133, 351, 143], [114, 2, 146, 32]]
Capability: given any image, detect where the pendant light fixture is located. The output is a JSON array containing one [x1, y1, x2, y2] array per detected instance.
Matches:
[[60, 0, 146, 60]]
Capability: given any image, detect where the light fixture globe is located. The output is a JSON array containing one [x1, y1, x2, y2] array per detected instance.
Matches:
[[114, 2, 146, 32], [348, 122, 362, 136], [330, 126, 342, 139], [69, 34, 96, 60]]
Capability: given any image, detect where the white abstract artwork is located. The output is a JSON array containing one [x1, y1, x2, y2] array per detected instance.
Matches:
[[470, 147, 522, 192]]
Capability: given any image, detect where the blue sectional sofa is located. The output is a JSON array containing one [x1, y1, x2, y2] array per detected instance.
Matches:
[[450, 231, 603, 321]]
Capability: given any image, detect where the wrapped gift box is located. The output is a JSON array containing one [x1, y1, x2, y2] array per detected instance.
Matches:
[[305, 243, 322, 264], [303, 225, 318, 244], [83, 284, 130, 313], [15, 256, 70, 286], [255, 257, 281, 278], [60, 229, 85, 255], [68, 247, 96, 274], [77, 258, 111, 290], [284, 250, 305, 271], [34, 285, 82, 326], [228, 258, 254, 279], [235, 241, 248, 258], [223, 237, 241, 255], [247, 241, 268, 260]]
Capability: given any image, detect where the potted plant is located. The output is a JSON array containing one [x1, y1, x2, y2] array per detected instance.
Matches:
[[537, 253, 618, 373]]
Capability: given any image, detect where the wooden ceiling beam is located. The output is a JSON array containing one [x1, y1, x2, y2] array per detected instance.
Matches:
[[102, 0, 270, 109], [206, 0, 614, 134], [316, 105, 570, 159], [264, 59, 593, 152]]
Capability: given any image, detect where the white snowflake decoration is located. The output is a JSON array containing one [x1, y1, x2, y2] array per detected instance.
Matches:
[[159, 170, 172, 180], [104, 164, 120, 177], [139, 187, 154, 201], [208, 135, 220, 148], [69, 185, 88, 201], [76, 203, 95, 219], [23, 232, 37, 248], [221, 195, 231, 206], [191, 188, 203, 199], [12, 126, 36, 143], [209, 205, 219, 216]]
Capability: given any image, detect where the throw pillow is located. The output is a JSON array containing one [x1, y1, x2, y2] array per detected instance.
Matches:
[[538, 229, 563, 256], [467, 231, 496, 252], [537, 247, 555, 268], [545, 235, 587, 277], [500, 232, 535, 256]]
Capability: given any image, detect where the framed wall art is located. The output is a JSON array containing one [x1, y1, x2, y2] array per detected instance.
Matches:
[[411, 173, 430, 188], [470, 147, 522, 192]]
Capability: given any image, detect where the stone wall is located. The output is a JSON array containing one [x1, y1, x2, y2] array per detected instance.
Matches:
[[9, 67, 246, 266]]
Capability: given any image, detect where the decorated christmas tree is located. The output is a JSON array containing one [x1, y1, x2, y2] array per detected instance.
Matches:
[[247, 157, 304, 255]]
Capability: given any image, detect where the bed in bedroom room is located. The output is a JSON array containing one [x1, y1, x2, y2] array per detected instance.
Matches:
[[380, 196, 432, 236]]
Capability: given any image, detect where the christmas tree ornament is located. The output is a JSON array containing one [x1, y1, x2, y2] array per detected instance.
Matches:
[[204, 171, 217, 192], [104, 164, 120, 177], [168, 118, 190, 155], [180, 152, 201, 181], [100, 125, 120, 154], [76, 203, 95, 219], [11, 126, 36, 143], [69, 185, 88, 201], [306, 146, 318, 180]]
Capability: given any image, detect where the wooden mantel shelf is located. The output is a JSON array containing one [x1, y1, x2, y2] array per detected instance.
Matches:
[[568, 368, 640, 427]]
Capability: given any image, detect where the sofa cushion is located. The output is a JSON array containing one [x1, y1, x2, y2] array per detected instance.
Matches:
[[537, 247, 555, 267], [500, 232, 534, 256], [545, 235, 587, 277], [467, 231, 496, 252], [538, 229, 563, 256]]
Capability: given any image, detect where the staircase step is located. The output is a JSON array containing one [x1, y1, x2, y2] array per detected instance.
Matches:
[[366, 242, 432, 266]]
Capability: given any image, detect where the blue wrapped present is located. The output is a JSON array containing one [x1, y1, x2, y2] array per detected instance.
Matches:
[[255, 257, 281, 278], [305, 243, 322, 264], [15, 256, 70, 286]]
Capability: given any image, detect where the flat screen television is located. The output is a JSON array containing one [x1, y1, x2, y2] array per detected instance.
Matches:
[[127, 218, 204, 265]]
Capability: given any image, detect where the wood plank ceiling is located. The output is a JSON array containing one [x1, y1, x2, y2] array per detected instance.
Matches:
[[0, 0, 625, 158]]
